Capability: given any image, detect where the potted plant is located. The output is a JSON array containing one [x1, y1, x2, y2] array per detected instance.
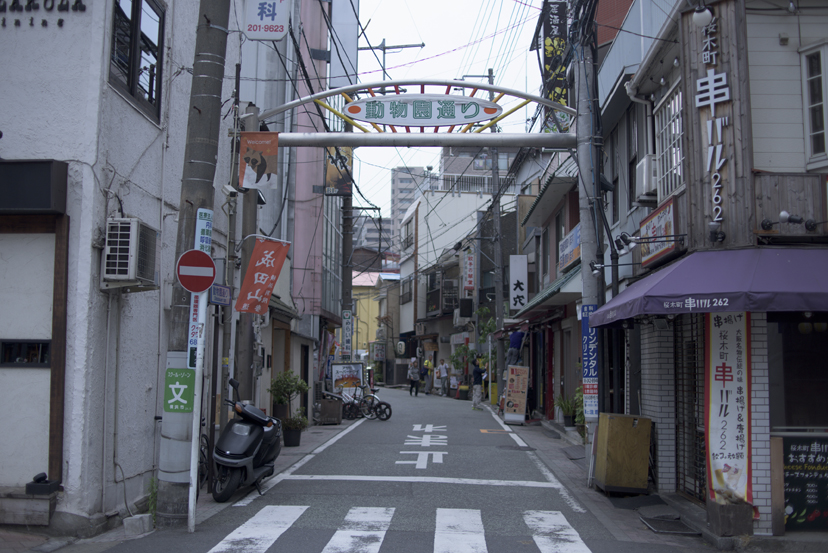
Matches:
[[268, 370, 309, 422], [282, 408, 308, 447], [574, 385, 586, 442], [557, 393, 576, 428]]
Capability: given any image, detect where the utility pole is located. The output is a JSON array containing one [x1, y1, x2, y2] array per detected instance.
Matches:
[[358, 40, 424, 94], [158, 0, 231, 528]]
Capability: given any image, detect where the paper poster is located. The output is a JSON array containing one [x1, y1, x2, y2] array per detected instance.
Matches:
[[504, 365, 529, 424]]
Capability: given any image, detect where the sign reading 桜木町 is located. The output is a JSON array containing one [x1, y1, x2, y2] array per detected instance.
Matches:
[[705, 312, 752, 506], [345, 94, 502, 127]]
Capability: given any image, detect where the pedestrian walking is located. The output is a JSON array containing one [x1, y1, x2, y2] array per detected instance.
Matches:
[[407, 357, 420, 397], [438, 359, 450, 396], [472, 356, 486, 410], [423, 359, 433, 395]]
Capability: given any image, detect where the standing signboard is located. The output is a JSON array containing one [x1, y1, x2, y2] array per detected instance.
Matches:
[[783, 435, 828, 530], [509, 255, 528, 313], [503, 365, 530, 425], [705, 312, 752, 507], [581, 304, 599, 421]]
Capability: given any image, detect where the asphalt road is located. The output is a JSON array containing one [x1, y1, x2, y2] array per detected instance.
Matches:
[[58, 387, 714, 553]]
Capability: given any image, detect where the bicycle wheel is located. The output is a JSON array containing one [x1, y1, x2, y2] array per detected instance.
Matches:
[[198, 434, 210, 496], [359, 396, 379, 420], [375, 401, 392, 421]]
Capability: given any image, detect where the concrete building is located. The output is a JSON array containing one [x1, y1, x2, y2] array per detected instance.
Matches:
[[353, 216, 392, 253], [390, 166, 425, 252]]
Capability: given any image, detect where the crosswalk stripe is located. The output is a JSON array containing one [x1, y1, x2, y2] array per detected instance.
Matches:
[[434, 508, 487, 553], [523, 511, 592, 553], [321, 507, 395, 553], [207, 505, 308, 553]]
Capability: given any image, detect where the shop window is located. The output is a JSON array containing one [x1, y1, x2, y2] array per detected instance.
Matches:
[[1, 341, 51, 367], [110, 0, 165, 119], [768, 313, 828, 428]]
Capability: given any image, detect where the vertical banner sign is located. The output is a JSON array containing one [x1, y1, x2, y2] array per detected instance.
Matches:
[[783, 436, 828, 530], [188, 209, 213, 369], [235, 238, 290, 314], [509, 255, 528, 312], [504, 365, 530, 425], [341, 310, 353, 360], [542, 2, 570, 132], [705, 312, 752, 506], [464, 252, 475, 291], [325, 147, 354, 196], [581, 304, 599, 421], [239, 132, 279, 190]]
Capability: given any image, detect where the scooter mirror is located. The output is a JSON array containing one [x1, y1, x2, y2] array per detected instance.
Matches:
[[229, 378, 240, 390]]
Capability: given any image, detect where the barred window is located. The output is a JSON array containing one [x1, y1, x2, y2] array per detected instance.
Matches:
[[654, 85, 684, 199]]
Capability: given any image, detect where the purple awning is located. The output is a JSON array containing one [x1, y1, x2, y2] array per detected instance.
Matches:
[[590, 248, 828, 327]]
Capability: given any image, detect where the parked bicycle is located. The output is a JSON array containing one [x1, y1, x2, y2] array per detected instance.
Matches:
[[325, 386, 392, 421]]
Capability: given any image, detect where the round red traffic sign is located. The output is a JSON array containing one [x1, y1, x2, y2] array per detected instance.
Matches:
[[176, 250, 216, 293]]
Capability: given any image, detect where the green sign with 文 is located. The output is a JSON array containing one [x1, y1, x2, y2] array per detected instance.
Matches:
[[164, 368, 195, 413]]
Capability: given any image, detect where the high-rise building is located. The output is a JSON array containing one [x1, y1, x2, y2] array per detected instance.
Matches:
[[353, 216, 393, 253]]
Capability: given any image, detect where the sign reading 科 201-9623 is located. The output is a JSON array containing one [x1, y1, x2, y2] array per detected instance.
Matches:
[[243, 0, 289, 42]]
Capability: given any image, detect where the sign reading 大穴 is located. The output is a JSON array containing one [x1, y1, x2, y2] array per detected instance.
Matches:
[[345, 94, 503, 127]]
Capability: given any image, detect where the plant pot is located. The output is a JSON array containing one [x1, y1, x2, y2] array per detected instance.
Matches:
[[563, 415, 575, 428], [283, 427, 302, 447]]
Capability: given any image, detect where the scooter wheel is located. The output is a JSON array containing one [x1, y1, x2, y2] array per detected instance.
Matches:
[[376, 401, 392, 421], [212, 466, 242, 503]]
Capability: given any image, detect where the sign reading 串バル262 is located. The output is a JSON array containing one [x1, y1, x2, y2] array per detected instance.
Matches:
[[345, 94, 503, 127]]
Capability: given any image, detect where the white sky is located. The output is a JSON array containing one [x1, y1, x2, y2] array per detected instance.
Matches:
[[351, 0, 546, 217]]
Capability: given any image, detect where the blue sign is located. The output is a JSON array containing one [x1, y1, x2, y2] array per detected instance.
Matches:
[[209, 284, 231, 306], [581, 304, 599, 420]]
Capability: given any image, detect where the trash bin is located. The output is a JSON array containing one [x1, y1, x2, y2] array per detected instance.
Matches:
[[457, 385, 469, 400]]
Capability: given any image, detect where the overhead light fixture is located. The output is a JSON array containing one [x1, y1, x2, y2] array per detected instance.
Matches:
[[589, 260, 641, 277], [693, 4, 714, 27], [708, 221, 726, 243], [805, 219, 828, 232], [673, 57, 680, 67], [779, 210, 804, 224], [788, 1, 796, 14]]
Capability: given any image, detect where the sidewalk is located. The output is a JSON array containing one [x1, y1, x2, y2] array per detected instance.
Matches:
[[0, 419, 359, 553]]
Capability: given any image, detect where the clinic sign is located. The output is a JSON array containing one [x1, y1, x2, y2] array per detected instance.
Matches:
[[243, 0, 289, 41], [581, 304, 598, 421], [345, 94, 503, 127]]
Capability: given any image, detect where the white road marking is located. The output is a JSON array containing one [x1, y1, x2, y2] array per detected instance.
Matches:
[[523, 510, 592, 552], [487, 407, 528, 447], [527, 451, 586, 513], [395, 451, 447, 469], [434, 508, 487, 553], [321, 507, 395, 553], [404, 434, 448, 446], [282, 473, 562, 488], [207, 505, 307, 553], [412, 424, 446, 432]]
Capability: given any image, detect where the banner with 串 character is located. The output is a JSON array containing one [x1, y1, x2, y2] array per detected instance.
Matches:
[[705, 312, 753, 506]]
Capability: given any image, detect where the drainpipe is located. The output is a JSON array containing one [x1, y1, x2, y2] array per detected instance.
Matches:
[[625, 82, 654, 156]]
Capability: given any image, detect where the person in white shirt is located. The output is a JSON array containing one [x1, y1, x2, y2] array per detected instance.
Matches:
[[437, 359, 450, 396]]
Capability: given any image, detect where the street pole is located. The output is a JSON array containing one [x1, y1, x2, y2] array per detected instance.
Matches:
[[358, 40, 424, 94], [486, 68, 506, 407], [158, 0, 231, 528]]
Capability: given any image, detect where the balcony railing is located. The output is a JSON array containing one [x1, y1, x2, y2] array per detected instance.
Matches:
[[432, 174, 519, 195]]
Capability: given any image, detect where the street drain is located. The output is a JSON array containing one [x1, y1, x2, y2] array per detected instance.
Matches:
[[497, 445, 536, 451]]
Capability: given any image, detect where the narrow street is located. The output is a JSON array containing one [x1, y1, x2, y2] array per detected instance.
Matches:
[[51, 388, 712, 553]]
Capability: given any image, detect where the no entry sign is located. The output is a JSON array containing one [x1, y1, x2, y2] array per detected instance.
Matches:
[[176, 249, 216, 293]]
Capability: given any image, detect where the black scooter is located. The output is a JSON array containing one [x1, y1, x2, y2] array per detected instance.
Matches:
[[212, 378, 282, 502]]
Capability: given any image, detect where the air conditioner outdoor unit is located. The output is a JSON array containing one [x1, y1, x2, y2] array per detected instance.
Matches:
[[636, 154, 658, 197], [100, 218, 161, 291], [454, 308, 470, 328]]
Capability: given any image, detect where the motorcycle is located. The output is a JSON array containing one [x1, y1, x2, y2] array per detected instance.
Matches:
[[212, 378, 282, 502]]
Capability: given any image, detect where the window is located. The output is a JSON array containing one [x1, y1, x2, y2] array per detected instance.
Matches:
[[803, 46, 827, 163], [110, 0, 164, 118], [399, 188, 415, 194], [1, 341, 51, 367], [542, 227, 549, 276], [655, 84, 684, 198], [627, 106, 638, 212], [555, 211, 565, 270], [401, 278, 412, 304], [399, 178, 414, 184], [402, 219, 414, 250]]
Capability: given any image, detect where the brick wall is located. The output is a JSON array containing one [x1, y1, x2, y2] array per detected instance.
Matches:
[[751, 313, 772, 535]]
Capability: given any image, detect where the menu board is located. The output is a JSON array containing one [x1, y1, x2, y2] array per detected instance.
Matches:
[[503, 365, 529, 424], [784, 436, 828, 530]]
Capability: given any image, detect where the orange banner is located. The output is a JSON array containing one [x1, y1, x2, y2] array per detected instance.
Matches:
[[235, 238, 290, 314], [240, 132, 279, 190]]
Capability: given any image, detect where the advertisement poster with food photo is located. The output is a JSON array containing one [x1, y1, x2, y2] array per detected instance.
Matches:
[[504, 365, 529, 424], [331, 363, 363, 392], [640, 196, 679, 267], [705, 312, 753, 507]]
